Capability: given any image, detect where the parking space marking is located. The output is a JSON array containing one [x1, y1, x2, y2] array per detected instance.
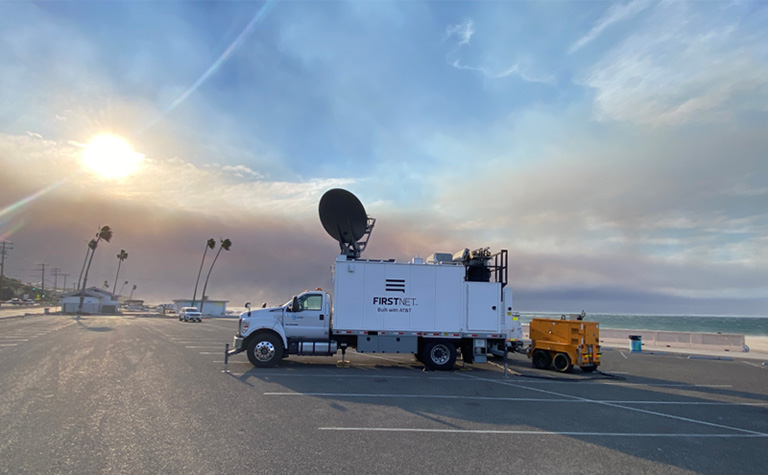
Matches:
[[185, 346, 224, 349], [741, 361, 767, 369], [317, 427, 768, 437], [354, 353, 414, 365], [463, 373, 768, 436], [264, 392, 768, 407], [224, 371, 463, 380], [266, 392, 571, 402]]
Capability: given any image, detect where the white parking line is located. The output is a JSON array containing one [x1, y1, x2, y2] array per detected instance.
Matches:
[[226, 372, 462, 379], [0, 343, 19, 347], [264, 392, 768, 406], [741, 361, 766, 369], [461, 373, 768, 436], [317, 427, 768, 437], [185, 346, 224, 349]]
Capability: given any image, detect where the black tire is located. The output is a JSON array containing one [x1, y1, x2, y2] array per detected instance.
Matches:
[[421, 340, 457, 371], [553, 352, 573, 373], [581, 365, 597, 373], [532, 349, 552, 369], [246, 333, 284, 368]]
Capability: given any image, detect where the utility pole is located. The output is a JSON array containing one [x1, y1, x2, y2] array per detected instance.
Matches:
[[0, 241, 13, 304], [37, 263, 46, 300], [52, 267, 61, 296], [61, 273, 70, 294]]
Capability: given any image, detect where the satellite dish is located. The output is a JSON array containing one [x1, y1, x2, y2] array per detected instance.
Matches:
[[319, 189, 375, 258]]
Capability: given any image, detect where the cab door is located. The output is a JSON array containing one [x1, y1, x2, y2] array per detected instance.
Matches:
[[283, 293, 329, 340]]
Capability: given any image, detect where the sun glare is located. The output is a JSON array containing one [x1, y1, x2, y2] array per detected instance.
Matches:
[[82, 134, 144, 179]]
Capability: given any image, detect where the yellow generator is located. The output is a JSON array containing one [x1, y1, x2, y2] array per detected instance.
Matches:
[[528, 318, 601, 373]]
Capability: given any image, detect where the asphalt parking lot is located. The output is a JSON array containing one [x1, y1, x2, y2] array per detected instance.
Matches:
[[1, 314, 766, 474]]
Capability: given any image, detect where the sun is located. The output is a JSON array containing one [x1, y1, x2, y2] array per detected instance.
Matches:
[[82, 134, 144, 179]]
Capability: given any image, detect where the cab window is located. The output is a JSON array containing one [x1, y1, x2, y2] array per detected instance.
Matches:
[[297, 294, 322, 311]]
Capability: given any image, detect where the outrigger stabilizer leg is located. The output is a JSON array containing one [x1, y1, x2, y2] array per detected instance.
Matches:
[[337, 344, 350, 368], [224, 343, 244, 373]]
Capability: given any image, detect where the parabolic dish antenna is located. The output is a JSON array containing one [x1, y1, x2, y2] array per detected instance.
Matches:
[[319, 188, 375, 258]]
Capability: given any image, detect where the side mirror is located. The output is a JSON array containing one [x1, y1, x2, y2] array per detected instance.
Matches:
[[290, 296, 299, 313], [245, 301, 251, 317]]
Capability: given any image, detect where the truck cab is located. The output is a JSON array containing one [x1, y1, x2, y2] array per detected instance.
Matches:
[[233, 290, 338, 367]]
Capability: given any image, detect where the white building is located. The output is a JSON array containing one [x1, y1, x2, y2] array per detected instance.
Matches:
[[173, 298, 228, 316], [61, 287, 119, 314]]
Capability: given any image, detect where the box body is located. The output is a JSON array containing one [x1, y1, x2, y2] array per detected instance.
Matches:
[[332, 256, 506, 335]]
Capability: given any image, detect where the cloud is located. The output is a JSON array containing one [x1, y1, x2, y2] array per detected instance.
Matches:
[[445, 19, 475, 46], [450, 59, 556, 85], [582, 1, 768, 125], [569, 0, 653, 53]]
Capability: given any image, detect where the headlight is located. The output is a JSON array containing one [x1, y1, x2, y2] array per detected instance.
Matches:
[[240, 319, 249, 334]]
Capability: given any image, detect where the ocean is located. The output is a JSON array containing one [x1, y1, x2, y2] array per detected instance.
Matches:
[[518, 312, 768, 336]]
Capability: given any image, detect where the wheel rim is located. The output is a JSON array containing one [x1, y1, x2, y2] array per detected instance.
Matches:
[[254, 340, 276, 362], [430, 344, 450, 365]]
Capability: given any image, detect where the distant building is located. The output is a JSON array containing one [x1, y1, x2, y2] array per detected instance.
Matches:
[[61, 287, 119, 314], [173, 298, 228, 316]]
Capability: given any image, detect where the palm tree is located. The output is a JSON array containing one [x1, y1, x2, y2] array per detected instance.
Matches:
[[78, 225, 113, 313], [119, 280, 129, 296], [192, 238, 216, 307], [199, 238, 231, 313], [113, 249, 128, 294]]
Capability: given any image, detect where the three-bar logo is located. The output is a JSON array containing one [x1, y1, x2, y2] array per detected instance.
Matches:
[[385, 279, 405, 293]]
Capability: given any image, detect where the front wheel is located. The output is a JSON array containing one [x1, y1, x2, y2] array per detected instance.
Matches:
[[247, 333, 284, 368], [421, 340, 457, 371], [532, 349, 552, 369]]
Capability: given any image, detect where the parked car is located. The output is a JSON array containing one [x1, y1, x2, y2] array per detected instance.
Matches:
[[179, 306, 202, 322]]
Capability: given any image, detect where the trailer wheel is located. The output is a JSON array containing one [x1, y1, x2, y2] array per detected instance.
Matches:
[[422, 340, 456, 371], [247, 333, 284, 368], [532, 350, 552, 369], [552, 352, 572, 373]]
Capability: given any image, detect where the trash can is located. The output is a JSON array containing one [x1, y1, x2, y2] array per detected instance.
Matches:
[[629, 335, 642, 352]]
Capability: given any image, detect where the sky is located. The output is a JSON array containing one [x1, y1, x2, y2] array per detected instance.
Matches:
[[0, 0, 766, 316]]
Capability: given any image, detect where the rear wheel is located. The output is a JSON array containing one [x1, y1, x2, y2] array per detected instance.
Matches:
[[421, 340, 456, 371], [553, 352, 573, 373], [247, 333, 284, 368], [532, 349, 552, 369]]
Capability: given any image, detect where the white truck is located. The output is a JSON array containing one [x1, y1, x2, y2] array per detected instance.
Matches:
[[228, 189, 524, 371]]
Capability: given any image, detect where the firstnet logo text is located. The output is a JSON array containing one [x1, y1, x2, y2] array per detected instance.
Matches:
[[372, 297, 417, 306]]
